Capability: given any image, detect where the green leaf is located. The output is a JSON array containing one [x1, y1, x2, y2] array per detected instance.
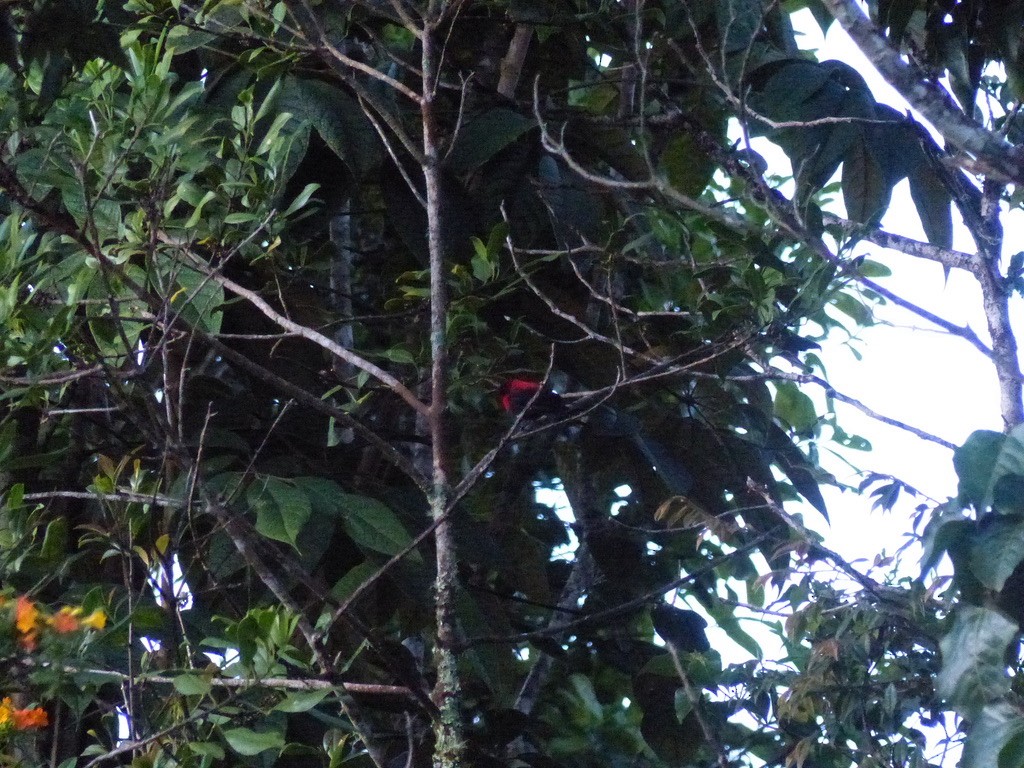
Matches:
[[954, 430, 1007, 510], [920, 507, 973, 576], [384, 347, 415, 364], [999, 723, 1024, 768], [187, 742, 225, 760], [831, 291, 874, 327], [277, 77, 381, 178], [337, 493, 416, 557], [470, 241, 495, 282], [908, 165, 954, 250], [282, 182, 320, 218], [969, 515, 1024, 590], [330, 561, 379, 601], [962, 703, 1024, 768], [247, 476, 312, 547], [39, 516, 69, 562], [163, 257, 224, 334], [855, 258, 892, 278], [446, 108, 536, 175], [661, 133, 715, 198], [166, 24, 217, 54], [223, 727, 285, 756], [767, 423, 829, 521], [673, 688, 693, 724], [274, 688, 330, 713], [772, 381, 817, 433], [842, 136, 891, 224], [222, 211, 258, 224], [747, 59, 832, 126], [172, 674, 213, 696], [257, 110, 294, 156], [568, 81, 619, 113], [937, 606, 1016, 713], [991, 424, 1024, 513]]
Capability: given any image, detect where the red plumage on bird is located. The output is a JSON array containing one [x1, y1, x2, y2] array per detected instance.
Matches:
[[498, 379, 565, 416]]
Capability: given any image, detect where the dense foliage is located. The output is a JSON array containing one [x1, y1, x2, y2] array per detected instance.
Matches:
[[1, 0, 1024, 766]]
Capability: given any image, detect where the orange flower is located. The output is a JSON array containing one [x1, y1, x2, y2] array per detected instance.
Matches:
[[81, 609, 107, 630], [12, 706, 48, 730], [47, 608, 80, 634], [14, 597, 39, 636]]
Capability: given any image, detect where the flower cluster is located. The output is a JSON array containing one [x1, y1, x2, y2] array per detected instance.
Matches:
[[5, 595, 106, 652], [0, 593, 107, 745], [0, 698, 47, 733]]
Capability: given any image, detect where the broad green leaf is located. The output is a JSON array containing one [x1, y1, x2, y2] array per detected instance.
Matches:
[[296, 477, 346, 516], [661, 133, 715, 198], [954, 430, 1006, 510], [969, 515, 1024, 590], [920, 507, 973, 576], [337, 492, 416, 557], [447, 108, 536, 175], [222, 211, 258, 224], [384, 346, 415, 364], [991, 424, 1024, 513], [166, 24, 217, 53], [277, 77, 380, 178], [247, 476, 312, 547], [274, 688, 330, 713], [257, 110, 294, 156], [999, 723, 1024, 768], [773, 381, 817, 433], [330, 561, 380, 601], [709, 601, 763, 659], [831, 291, 874, 327], [937, 606, 1016, 712], [961, 702, 1024, 768], [39, 516, 68, 562], [908, 165, 954, 250], [767, 422, 829, 521], [282, 182, 320, 217], [673, 688, 693, 723], [163, 257, 224, 334], [223, 727, 284, 756], [747, 59, 832, 125], [570, 81, 619, 114], [842, 136, 891, 224], [187, 742, 225, 760], [855, 258, 892, 278], [172, 674, 213, 696]]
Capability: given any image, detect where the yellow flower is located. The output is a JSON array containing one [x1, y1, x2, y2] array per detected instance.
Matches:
[[0, 698, 13, 727], [80, 609, 107, 630]]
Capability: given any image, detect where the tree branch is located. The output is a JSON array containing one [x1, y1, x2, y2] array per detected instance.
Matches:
[[421, 12, 466, 768], [819, 0, 1024, 184], [177, 255, 430, 417]]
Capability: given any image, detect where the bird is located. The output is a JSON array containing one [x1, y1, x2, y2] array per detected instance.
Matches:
[[498, 378, 694, 496]]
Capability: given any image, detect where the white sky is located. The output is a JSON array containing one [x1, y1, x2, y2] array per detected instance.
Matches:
[[771, 12, 1018, 571]]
